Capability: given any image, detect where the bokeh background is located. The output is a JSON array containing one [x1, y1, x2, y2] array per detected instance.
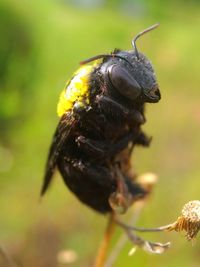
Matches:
[[0, 0, 200, 266]]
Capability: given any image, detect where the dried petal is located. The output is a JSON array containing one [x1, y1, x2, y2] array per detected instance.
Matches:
[[143, 241, 170, 254]]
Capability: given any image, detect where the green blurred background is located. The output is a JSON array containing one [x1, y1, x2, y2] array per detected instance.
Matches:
[[0, 0, 200, 266]]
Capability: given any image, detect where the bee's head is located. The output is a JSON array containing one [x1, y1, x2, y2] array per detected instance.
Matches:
[[80, 24, 161, 103], [107, 24, 160, 103], [107, 49, 161, 103]]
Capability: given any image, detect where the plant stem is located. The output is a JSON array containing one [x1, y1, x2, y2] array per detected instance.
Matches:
[[115, 220, 176, 233], [0, 244, 20, 267], [94, 213, 115, 267], [104, 201, 145, 267]]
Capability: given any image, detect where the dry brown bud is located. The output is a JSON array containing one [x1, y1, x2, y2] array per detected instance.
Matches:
[[169, 200, 200, 240]]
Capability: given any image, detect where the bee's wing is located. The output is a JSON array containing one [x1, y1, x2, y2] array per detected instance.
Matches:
[[41, 112, 76, 196]]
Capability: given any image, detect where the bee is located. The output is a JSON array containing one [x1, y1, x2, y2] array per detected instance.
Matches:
[[41, 24, 161, 214]]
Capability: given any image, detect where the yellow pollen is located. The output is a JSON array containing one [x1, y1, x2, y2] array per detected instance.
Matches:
[[57, 64, 95, 117]]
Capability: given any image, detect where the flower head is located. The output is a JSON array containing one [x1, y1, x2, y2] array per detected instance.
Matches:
[[170, 200, 200, 240]]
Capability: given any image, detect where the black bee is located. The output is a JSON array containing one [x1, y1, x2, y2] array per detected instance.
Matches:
[[41, 24, 161, 214]]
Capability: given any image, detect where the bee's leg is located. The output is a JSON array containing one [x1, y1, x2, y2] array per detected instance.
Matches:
[[135, 131, 152, 147], [69, 159, 147, 213], [76, 132, 135, 158], [71, 159, 115, 188], [108, 168, 132, 214], [71, 160, 147, 199], [96, 95, 144, 124], [76, 136, 105, 158], [109, 165, 148, 214]]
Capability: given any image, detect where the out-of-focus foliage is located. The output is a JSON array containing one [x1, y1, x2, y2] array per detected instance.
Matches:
[[0, 2, 39, 139], [0, 0, 200, 267]]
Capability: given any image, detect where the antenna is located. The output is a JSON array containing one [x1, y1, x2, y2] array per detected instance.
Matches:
[[132, 23, 159, 59], [80, 54, 132, 67]]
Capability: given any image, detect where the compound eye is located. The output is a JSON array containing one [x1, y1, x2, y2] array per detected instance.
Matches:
[[108, 64, 141, 100]]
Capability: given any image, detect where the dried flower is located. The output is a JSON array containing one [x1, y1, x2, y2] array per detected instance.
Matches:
[[168, 200, 200, 240], [115, 200, 200, 257]]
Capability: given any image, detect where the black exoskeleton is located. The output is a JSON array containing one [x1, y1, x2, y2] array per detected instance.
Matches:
[[41, 24, 161, 214]]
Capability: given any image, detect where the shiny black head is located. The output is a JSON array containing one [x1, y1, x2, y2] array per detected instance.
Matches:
[[107, 49, 161, 103], [80, 24, 161, 104]]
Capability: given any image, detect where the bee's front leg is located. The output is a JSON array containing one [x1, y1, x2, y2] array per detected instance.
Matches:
[[96, 95, 144, 124]]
